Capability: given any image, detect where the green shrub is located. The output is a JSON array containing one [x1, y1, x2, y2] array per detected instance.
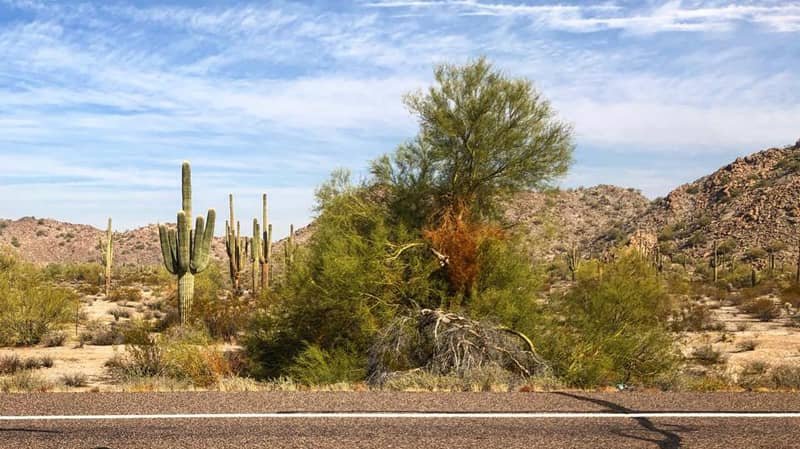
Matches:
[[0, 252, 77, 346], [286, 345, 366, 386], [770, 365, 800, 390], [538, 250, 679, 387]]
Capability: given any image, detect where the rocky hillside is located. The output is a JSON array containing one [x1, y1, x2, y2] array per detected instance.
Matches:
[[6, 139, 800, 269], [636, 139, 800, 265], [504, 185, 652, 261], [0, 217, 309, 267]]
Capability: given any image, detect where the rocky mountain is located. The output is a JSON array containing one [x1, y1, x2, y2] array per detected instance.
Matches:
[[504, 185, 651, 260], [635, 139, 800, 266], [0, 217, 309, 268]]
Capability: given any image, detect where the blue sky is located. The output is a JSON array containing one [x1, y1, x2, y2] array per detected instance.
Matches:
[[1, 0, 798, 234]]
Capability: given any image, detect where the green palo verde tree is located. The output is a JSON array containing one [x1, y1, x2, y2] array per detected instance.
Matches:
[[158, 161, 216, 326], [371, 57, 574, 302]]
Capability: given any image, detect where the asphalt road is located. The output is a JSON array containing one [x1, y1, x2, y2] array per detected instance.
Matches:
[[2, 392, 800, 448]]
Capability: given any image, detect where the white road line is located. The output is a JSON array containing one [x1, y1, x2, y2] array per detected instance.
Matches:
[[1, 412, 800, 421]]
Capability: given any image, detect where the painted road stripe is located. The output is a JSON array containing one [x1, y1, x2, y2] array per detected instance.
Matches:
[[2, 412, 800, 421]]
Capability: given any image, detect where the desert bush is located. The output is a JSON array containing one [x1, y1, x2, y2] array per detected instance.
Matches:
[[286, 345, 366, 386], [41, 331, 67, 347], [0, 354, 22, 374], [187, 263, 246, 341], [107, 323, 230, 387], [691, 345, 725, 365], [736, 339, 759, 352], [80, 320, 125, 346], [0, 252, 77, 346], [43, 263, 103, 285], [61, 372, 89, 388], [0, 370, 52, 393], [537, 250, 679, 387], [769, 365, 800, 390], [670, 302, 718, 332], [0, 354, 51, 373], [108, 287, 142, 304], [741, 298, 781, 321], [109, 307, 132, 321]]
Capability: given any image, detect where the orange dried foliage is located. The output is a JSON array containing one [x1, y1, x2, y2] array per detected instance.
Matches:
[[423, 205, 502, 297]]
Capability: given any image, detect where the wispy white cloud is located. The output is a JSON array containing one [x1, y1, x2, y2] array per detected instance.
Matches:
[[365, 1, 800, 33]]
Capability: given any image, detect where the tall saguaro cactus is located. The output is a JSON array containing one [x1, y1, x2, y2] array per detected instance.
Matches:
[[100, 217, 113, 297], [565, 243, 580, 282], [259, 194, 272, 289], [158, 162, 216, 326], [225, 194, 247, 293], [251, 219, 262, 293]]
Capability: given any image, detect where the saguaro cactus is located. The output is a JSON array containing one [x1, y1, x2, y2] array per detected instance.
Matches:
[[259, 194, 272, 289], [158, 162, 216, 326], [225, 194, 247, 293], [251, 218, 262, 293], [712, 240, 718, 283], [284, 224, 296, 273], [99, 217, 113, 297], [565, 243, 580, 281]]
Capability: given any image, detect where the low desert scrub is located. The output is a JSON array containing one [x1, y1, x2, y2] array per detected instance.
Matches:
[[108, 287, 143, 305], [106, 324, 232, 387], [108, 307, 132, 321], [741, 298, 781, 321], [60, 372, 89, 388], [0, 354, 54, 374], [691, 345, 726, 365], [0, 370, 53, 393], [41, 331, 68, 347], [80, 320, 125, 346], [768, 365, 800, 390], [670, 302, 719, 332], [735, 339, 759, 352]]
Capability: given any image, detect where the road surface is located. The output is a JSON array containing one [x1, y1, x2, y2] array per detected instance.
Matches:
[[2, 391, 800, 448]]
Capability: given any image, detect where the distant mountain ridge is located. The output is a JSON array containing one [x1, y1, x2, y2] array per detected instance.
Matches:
[[3, 139, 800, 268]]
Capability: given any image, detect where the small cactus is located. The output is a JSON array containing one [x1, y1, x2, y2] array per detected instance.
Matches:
[[99, 217, 113, 297], [158, 162, 216, 326], [260, 194, 272, 289], [565, 243, 580, 281]]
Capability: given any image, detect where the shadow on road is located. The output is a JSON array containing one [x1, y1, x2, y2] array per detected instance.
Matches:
[[554, 392, 693, 449], [0, 427, 61, 434]]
